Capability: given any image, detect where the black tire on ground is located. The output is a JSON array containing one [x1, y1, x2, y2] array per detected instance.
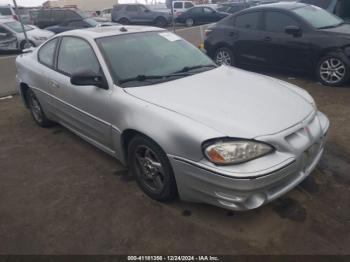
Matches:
[[214, 47, 234, 66], [128, 135, 178, 202], [26, 89, 54, 128], [316, 52, 350, 87], [118, 18, 130, 25], [185, 17, 194, 27], [20, 40, 35, 51], [154, 16, 167, 27]]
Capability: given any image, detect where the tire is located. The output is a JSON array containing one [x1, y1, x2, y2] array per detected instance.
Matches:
[[118, 18, 130, 25], [20, 40, 35, 51], [154, 16, 167, 27], [214, 47, 234, 66], [185, 17, 194, 27], [128, 135, 177, 202], [317, 53, 350, 87], [26, 89, 53, 128]]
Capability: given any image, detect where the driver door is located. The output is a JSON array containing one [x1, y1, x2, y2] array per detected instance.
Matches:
[[48, 36, 113, 149]]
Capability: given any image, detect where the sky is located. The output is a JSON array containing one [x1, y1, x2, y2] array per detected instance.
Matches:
[[0, 0, 46, 7]]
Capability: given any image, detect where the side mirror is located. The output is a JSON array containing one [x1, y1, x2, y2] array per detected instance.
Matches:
[[70, 70, 108, 90], [285, 25, 302, 37]]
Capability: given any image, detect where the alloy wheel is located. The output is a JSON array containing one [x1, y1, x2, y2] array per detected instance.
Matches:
[[215, 50, 232, 66], [320, 58, 346, 85], [134, 145, 165, 194]]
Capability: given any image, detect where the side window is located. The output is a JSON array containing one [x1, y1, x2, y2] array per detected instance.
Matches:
[[192, 7, 203, 14], [125, 5, 139, 12], [38, 10, 50, 20], [204, 7, 214, 13], [265, 11, 299, 33], [38, 38, 58, 68], [174, 2, 183, 9], [65, 11, 80, 20], [185, 2, 194, 8], [57, 37, 100, 76], [0, 7, 12, 16], [52, 10, 65, 21], [235, 12, 261, 30]]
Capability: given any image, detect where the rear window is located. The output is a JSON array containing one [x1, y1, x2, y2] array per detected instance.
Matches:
[[185, 2, 194, 8], [65, 10, 82, 20], [174, 2, 183, 9], [0, 7, 12, 16]]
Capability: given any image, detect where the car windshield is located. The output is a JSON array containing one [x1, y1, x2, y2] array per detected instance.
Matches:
[[84, 18, 98, 26], [4, 21, 33, 32], [293, 5, 344, 29], [96, 31, 216, 87]]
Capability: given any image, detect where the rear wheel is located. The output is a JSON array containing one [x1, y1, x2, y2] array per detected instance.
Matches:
[[128, 136, 177, 202], [118, 18, 130, 25], [185, 17, 194, 27], [155, 16, 167, 27], [214, 47, 234, 66], [27, 89, 53, 127], [317, 53, 349, 86]]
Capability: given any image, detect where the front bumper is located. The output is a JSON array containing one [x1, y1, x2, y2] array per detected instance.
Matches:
[[169, 111, 330, 211]]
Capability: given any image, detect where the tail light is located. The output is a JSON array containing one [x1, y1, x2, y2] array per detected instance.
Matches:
[[205, 29, 213, 37]]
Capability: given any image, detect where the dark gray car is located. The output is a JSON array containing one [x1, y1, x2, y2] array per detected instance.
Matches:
[[112, 4, 171, 27]]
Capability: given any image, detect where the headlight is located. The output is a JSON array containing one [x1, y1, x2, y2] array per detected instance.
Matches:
[[204, 139, 273, 165]]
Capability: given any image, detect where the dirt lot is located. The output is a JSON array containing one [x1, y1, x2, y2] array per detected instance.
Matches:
[[0, 70, 349, 255]]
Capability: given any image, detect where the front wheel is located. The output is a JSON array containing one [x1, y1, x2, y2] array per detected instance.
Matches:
[[185, 18, 194, 27], [317, 53, 349, 87], [214, 47, 234, 66], [128, 136, 177, 202], [154, 17, 167, 27], [20, 40, 35, 51]]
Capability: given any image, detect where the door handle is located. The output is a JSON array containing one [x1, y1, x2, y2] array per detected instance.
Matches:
[[50, 80, 60, 88], [263, 36, 272, 42]]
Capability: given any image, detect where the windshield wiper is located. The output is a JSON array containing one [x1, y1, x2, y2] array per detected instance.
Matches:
[[173, 64, 217, 74], [119, 73, 191, 84]]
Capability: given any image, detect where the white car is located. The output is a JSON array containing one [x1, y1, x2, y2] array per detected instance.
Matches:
[[172, 1, 194, 17], [0, 18, 54, 50]]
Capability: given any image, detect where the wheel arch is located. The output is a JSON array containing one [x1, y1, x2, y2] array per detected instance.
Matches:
[[19, 82, 30, 108]]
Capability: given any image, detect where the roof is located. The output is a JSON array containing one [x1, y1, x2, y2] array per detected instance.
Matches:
[[248, 2, 308, 11], [60, 25, 166, 39]]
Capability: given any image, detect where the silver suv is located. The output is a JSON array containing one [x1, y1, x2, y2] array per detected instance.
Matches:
[[112, 4, 171, 27]]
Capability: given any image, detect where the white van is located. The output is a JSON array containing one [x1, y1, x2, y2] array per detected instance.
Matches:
[[172, 1, 194, 17]]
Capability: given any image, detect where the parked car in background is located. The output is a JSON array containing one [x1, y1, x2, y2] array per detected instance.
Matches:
[[299, 0, 350, 21], [45, 18, 117, 34], [216, 2, 251, 14], [16, 26, 329, 211], [0, 18, 54, 50], [205, 2, 350, 86], [101, 8, 112, 21], [176, 6, 228, 27], [172, 1, 194, 18], [112, 4, 171, 27], [36, 8, 88, 29]]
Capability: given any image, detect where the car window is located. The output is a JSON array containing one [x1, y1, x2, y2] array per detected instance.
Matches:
[[125, 5, 139, 12], [191, 7, 203, 14], [52, 10, 65, 21], [174, 2, 183, 9], [265, 11, 299, 33], [114, 5, 124, 11], [293, 5, 343, 29], [204, 7, 214, 13], [235, 12, 261, 30], [38, 10, 51, 19], [58, 37, 100, 76], [139, 5, 148, 12], [65, 10, 81, 20], [185, 2, 194, 8], [0, 7, 12, 16], [38, 38, 58, 68], [300, 0, 332, 9]]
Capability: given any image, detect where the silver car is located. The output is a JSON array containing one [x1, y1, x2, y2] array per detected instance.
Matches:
[[16, 26, 329, 211], [0, 19, 54, 50]]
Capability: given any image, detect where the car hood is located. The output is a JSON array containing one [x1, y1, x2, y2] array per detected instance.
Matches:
[[125, 66, 314, 138], [23, 28, 54, 38], [320, 23, 350, 36]]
